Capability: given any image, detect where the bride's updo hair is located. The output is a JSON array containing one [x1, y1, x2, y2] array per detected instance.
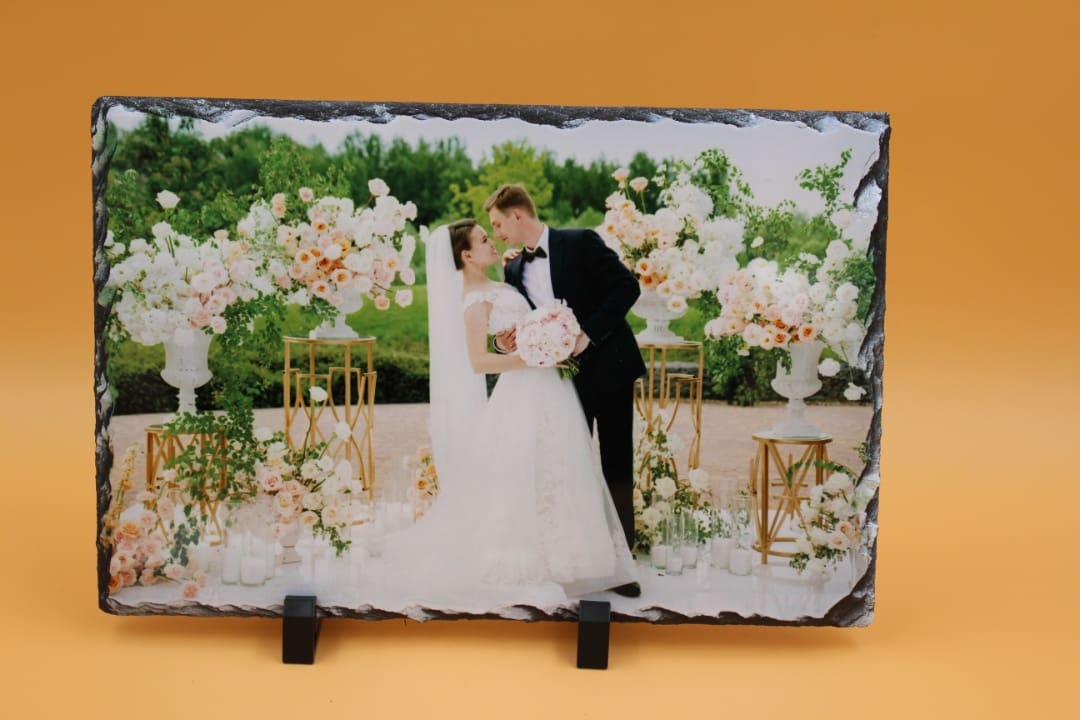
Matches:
[[448, 219, 478, 270]]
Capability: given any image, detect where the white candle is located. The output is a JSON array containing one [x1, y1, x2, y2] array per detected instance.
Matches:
[[314, 557, 332, 585], [695, 557, 711, 589], [712, 538, 733, 569], [667, 553, 684, 575], [729, 548, 753, 576], [299, 551, 314, 583], [221, 548, 241, 584], [651, 544, 671, 569], [264, 544, 277, 580], [240, 556, 265, 585], [680, 544, 699, 568]]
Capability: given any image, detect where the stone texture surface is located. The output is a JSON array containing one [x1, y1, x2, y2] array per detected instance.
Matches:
[[92, 97, 888, 626]]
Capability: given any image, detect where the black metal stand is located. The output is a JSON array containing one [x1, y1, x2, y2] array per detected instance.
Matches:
[[282, 595, 321, 664], [576, 600, 611, 670]]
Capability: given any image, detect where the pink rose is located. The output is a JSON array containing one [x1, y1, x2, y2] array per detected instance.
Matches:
[[163, 563, 185, 581], [140, 569, 158, 586], [298, 187, 315, 202], [182, 581, 200, 599]]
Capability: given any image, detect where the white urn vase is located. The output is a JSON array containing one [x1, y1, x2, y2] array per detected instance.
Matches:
[[631, 288, 687, 344], [769, 339, 825, 438], [311, 285, 364, 339], [161, 331, 213, 417]]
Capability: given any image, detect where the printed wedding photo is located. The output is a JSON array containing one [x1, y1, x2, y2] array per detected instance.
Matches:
[[94, 99, 886, 624]]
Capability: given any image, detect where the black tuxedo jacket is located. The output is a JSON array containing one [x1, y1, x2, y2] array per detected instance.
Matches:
[[505, 227, 646, 392]]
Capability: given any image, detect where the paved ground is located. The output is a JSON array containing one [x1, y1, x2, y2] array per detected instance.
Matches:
[[106, 401, 873, 498]]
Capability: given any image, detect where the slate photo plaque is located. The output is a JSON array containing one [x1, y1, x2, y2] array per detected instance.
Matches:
[[94, 97, 886, 627]]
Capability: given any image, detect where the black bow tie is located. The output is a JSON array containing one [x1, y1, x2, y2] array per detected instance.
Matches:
[[522, 246, 547, 263]]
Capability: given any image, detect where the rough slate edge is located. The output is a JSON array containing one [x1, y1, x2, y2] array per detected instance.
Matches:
[[92, 96, 888, 627]]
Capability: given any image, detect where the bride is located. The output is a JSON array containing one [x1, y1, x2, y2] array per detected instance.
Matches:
[[368, 220, 638, 614]]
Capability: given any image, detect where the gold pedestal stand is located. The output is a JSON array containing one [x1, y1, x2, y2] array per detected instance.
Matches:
[[749, 432, 832, 564], [634, 341, 705, 475], [145, 425, 229, 545], [282, 336, 377, 500]]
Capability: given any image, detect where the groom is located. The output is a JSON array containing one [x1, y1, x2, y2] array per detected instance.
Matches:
[[486, 184, 646, 598]]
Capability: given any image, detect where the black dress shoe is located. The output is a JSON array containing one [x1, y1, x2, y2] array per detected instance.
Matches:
[[611, 582, 641, 598]]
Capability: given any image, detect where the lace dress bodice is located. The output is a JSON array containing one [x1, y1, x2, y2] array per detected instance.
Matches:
[[463, 283, 531, 334]]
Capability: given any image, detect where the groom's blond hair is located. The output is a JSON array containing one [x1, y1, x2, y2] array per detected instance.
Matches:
[[483, 184, 537, 218]]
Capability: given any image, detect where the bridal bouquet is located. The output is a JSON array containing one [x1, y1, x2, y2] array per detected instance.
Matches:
[[516, 302, 582, 379]]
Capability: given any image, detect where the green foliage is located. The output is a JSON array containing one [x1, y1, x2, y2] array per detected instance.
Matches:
[[450, 140, 554, 228]]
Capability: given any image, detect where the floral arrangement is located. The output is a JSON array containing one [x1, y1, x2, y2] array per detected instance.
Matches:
[[411, 445, 440, 519], [631, 412, 712, 554], [102, 446, 208, 598], [101, 192, 270, 346], [247, 415, 362, 556], [235, 180, 418, 313], [703, 242, 869, 399], [790, 463, 878, 575], [597, 153, 747, 312], [516, 301, 582, 378]]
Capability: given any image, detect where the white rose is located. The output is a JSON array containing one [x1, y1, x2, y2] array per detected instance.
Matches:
[[156, 190, 180, 209], [334, 421, 351, 441], [824, 472, 853, 494], [818, 358, 842, 377], [612, 167, 630, 184], [805, 558, 827, 575], [308, 386, 329, 403], [831, 208, 853, 230], [750, 236, 764, 248], [368, 178, 390, 197], [835, 282, 859, 303], [641, 506, 661, 529], [395, 289, 414, 308], [843, 383, 867, 401], [655, 476, 677, 499], [688, 468, 710, 492]]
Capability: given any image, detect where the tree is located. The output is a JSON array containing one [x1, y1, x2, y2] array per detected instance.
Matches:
[[450, 140, 554, 227]]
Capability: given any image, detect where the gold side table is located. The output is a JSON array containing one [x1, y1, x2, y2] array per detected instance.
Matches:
[[749, 432, 832, 564], [283, 336, 377, 500], [145, 425, 229, 544], [634, 340, 705, 474]]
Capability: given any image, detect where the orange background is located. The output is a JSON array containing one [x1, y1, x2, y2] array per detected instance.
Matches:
[[1, 0, 1076, 717]]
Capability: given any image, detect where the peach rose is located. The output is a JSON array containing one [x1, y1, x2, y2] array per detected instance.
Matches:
[[182, 581, 200, 599], [298, 187, 315, 202], [374, 295, 391, 311]]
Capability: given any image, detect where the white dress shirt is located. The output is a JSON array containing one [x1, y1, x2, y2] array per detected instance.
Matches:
[[521, 224, 556, 308]]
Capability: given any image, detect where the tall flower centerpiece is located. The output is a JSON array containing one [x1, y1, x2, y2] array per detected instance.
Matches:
[[703, 240, 869, 436], [597, 153, 746, 344], [235, 179, 419, 339], [101, 192, 271, 415]]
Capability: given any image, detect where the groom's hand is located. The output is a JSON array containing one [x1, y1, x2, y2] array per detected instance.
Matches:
[[495, 328, 517, 353], [502, 248, 522, 266]]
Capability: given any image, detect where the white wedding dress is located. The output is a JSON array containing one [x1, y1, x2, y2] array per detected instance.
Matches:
[[362, 228, 637, 616]]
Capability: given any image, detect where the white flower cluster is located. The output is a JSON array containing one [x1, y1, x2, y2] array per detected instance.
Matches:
[[235, 181, 418, 311], [250, 424, 363, 546], [597, 167, 743, 312], [791, 471, 878, 575], [105, 220, 264, 346]]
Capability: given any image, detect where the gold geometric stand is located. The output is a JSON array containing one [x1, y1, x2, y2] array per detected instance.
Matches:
[[145, 425, 229, 544], [749, 432, 832, 564], [282, 336, 377, 500], [634, 340, 705, 474]]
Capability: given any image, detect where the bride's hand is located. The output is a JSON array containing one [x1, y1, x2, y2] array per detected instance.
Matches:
[[494, 328, 517, 353]]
